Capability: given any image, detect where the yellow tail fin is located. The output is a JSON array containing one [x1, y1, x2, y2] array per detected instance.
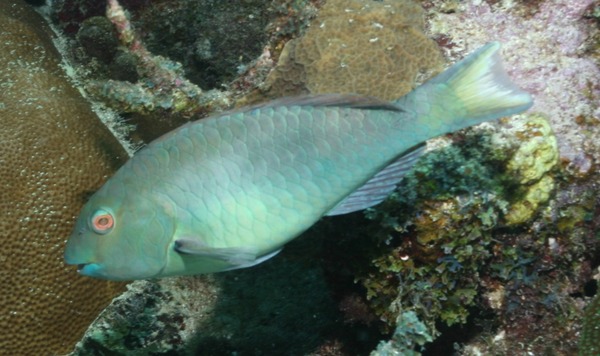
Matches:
[[430, 42, 533, 123]]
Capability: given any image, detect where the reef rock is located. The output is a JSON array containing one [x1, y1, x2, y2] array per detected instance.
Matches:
[[71, 255, 338, 355]]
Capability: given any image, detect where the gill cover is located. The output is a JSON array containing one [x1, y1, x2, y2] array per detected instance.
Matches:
[[64, 186, 176, 281]]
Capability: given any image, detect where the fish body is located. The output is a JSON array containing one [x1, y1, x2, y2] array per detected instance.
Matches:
[[65, 42, 533, 280]]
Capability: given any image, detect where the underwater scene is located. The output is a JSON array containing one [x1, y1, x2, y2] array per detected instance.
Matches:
[[1, 0, 600, 354]]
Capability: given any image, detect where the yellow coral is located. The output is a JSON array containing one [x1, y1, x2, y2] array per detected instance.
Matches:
[[502, 114, 559, 225], [506, 114, 559, 185], [505, 175, 556, 225], [260, 0, 442, 100]]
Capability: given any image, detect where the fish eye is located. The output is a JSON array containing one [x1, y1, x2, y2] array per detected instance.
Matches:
[[90, 209, 114, 235]]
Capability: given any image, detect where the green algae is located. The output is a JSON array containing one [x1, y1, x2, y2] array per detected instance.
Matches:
[[358, 113, 561, 341], [371, 311, 433, 356]]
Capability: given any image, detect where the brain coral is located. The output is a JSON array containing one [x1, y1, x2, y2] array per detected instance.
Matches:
[[261, 0, 443, 100], [0, 1, 127, 354]]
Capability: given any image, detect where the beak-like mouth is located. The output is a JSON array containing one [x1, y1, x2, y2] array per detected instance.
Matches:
[[75, 262, 105, 278]]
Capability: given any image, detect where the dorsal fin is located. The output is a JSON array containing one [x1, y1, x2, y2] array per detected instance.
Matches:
[[250, 94, 403, 112], [326, 144, 426, 216]]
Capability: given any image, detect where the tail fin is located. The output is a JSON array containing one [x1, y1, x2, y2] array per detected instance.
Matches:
[[436, 42, 532, 119], [400, 42, 533, 130]]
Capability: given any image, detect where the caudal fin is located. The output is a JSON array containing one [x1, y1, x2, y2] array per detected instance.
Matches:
[[433, 42, 532, 122]]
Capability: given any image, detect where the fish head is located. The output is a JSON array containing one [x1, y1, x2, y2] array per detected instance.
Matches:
[[64, 179, 176, 281]]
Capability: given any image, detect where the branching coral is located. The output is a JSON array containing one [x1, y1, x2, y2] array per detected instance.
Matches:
[[84, 0, 231, 141]]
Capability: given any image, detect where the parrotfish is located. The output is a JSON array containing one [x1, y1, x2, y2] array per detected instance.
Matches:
[[64, 42, 532, 281]]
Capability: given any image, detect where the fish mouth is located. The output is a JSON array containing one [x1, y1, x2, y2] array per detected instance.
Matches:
[[75, 262, 104, 278]]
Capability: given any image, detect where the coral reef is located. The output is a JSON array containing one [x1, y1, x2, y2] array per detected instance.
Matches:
[[253, 0, 443, 101], [38, 0, 600, 354], [130, 0, 275, 90], [347, 98, 587, 354], [0, 1, 128, 354], [71, 278, 218, 355], [407, 0, 600, 352], [56, 1, 440, 353]]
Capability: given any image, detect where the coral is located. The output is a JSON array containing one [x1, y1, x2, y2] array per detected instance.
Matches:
[[265, 0, 323, 44], [352, 107, 597, 353], [51, 0, 323, 142], [51, 0, 148, 34], [498, 113, 559, 225], [80, 0, 232, 142], [46, 0, 600, 354], [257, 0, 443, 100], [52, 0, 106, 34], [105, 0, 230, 111], [0, 1, 128, 354], [359, 134, 503, 335], [504, 175, 555, 225], [415, 1, 600, 351], [504, 114, 559, 185], [71, 279, 218, 355], [108, 49, 139, 82]]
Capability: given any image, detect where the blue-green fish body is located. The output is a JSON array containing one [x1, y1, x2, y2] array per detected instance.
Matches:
[[65, 43, 532, 280]]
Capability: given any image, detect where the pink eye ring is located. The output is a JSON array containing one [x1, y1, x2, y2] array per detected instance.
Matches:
[[90, 209, 114, 234]]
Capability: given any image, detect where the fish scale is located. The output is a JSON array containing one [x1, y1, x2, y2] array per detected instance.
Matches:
[[64, 42, 534, 280], [177, 106, 397, 248]]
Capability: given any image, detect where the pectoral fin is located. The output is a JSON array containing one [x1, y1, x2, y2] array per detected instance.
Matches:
[[222, 248, 282, 271], [174, 239, 281, 270], [326, 144, 426, 216]]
